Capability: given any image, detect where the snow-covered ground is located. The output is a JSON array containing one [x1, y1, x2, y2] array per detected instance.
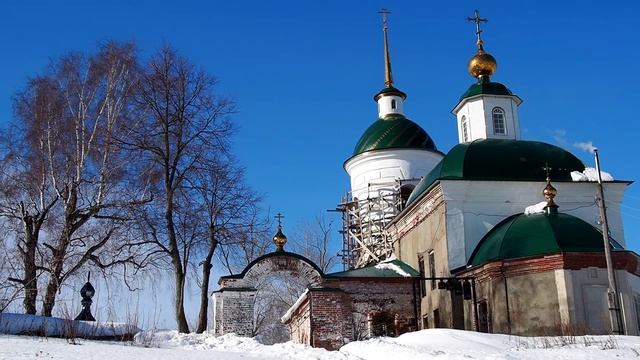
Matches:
[[1, 328, 640, 360]]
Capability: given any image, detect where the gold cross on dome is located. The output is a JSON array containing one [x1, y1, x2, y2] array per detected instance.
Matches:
[[379, 8, 391, 28], [467, 10, 488, 43], [275, 212, 285, 227]]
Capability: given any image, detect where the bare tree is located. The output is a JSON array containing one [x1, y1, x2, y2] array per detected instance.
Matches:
[[1, 41, 152, 317], [291, 215, 338, 273], [0, 102, 59, 314], [126, 46, 235, 332], [183, 156, 264, 333]]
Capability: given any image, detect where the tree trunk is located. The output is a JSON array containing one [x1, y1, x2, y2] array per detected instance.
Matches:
[[42, 208, 74, 317], [195, 235, 217, 333], [22, 226, 38, 315], [165, 190, 190, 333], [173, 266, 190, 333]]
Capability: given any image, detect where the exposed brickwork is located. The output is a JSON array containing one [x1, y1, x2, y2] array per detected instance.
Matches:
[[309, 289, 353, 350], [462, 251, 640, 281], [212, 289, 256, 336], [214, 253, 323, 337], [215, 252, 417, 350]]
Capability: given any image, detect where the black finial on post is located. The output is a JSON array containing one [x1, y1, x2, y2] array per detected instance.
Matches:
[[75, 272, 96, 321]]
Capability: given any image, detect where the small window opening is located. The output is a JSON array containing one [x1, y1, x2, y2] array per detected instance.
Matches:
[[461, 115, 469, 142], [492, 107, 506, 135], [428, 250, 436, 290], [391, 99, 397, 109]]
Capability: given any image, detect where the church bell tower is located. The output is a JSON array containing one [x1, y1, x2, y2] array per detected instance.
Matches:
[[452, 10, 523, 143]]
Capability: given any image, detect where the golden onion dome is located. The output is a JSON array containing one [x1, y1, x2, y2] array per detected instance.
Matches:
[[273, 226, 287, 251], [543, 177, 558, 207], [468, 46, 497, 78]]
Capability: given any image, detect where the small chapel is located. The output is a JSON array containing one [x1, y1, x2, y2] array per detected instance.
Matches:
[[214, 10, 640, 350]]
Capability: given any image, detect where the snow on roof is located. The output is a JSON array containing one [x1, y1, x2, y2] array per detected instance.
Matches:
[[0, 313, 139, 339], [571, 167, 614, 182], [524, 201, 547, 215], [280, 288, 310, 324], [374, 261, 412, 277]]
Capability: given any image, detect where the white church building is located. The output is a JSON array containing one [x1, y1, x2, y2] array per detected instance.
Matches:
[[338, 11, 640, 336]]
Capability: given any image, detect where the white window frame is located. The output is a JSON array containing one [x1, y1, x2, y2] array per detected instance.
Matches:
[[492, 107, 506, 135], [461, 115, 469, 142]]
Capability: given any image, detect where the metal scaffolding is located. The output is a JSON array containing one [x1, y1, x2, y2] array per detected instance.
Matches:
[[336, 179, 417, 270]]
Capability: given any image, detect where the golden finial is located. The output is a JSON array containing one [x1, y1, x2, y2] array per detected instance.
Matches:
[[273, 212, 287, 252], [467, 10, 497, 79], [542, 164, 558, 209], [379, 8, 394, 88]]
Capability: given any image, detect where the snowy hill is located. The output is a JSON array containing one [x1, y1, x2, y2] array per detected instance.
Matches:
[[1, 328, 640, 359]]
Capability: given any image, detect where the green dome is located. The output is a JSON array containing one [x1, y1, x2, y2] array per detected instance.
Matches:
[[469, 211, 616, 267], [459, 77, 514, 102], [406, 139, 585, 205], [351, 113, 438, 157]]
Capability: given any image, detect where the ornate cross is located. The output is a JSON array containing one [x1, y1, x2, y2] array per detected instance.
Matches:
[[467, 10, 488, 43], [379, 8, 391, 29], [542, 163, 553, 178], [275, 212, 284, 227]]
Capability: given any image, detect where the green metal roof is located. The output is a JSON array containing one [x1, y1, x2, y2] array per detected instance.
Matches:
[[326, 259, 419, 278], [351, 114, 438, 157], [374, 86, 407, 101], [469, 211, 615, 267], [406, 139, 585, 205], [459, 76, 513, 102]]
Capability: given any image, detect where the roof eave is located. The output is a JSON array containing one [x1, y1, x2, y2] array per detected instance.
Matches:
[[451, 93, 523, 114]]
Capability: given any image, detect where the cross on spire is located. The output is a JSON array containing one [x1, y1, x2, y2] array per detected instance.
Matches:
[[379, 8, 394, 87], [542, 163, 553, 180], [467, 9, 488, 50], [275, 212, 285, 228], [379, 8, 390, 29]]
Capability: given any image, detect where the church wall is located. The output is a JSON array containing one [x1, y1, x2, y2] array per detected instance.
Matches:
[[622, 271, 640, 335], [440, 180, 629, 270], [455, 95, 521, 142], [308, 290, 353, 350], [391, 188, 453, 328], [562, 267, 640, 335], [322, 278, 416, 339], [345, 149, 443, 200]]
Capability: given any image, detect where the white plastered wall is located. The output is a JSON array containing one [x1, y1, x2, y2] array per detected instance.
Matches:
[[454, 95, 521, 142], [377, 94, 405, 118], [555, 268, 640, 335], [345, 149, 443, 201], [439, 180, 629, 270]]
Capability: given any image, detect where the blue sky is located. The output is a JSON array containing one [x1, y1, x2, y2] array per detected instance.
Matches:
[[1, 1, 639, 256]]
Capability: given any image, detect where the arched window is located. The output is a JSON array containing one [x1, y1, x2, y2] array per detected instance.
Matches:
[[391, 99, 397, 110], [492, 107, 506, 135], [461, 115, 469, 142]]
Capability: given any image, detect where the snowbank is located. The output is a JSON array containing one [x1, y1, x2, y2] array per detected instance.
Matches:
[[0, 313, 139, 339], [134, 330, 344, 359], [341, 329, 640, 360], [2, 325, 640, 359], [571, 167, 614, 182]]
